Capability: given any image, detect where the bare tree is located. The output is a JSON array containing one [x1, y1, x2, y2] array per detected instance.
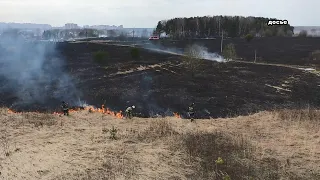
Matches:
[[180, 18, 186, 38], [202, 17, 207, 37], [183, 44, 204, 77], [222, 43, 237, 61], [174, 18, 186, 38], [196, 18, 200, 37]]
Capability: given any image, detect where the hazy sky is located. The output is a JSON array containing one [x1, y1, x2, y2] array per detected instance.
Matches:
[[0, 0, 316, 27]]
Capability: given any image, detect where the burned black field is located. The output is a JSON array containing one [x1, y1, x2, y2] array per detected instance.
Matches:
[[154, 37, 320, 66], [54, 41, 319, 118], [0, 38, 320, 118]]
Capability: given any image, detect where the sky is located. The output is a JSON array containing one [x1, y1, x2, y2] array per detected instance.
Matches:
[[0, 0, 317, 28]]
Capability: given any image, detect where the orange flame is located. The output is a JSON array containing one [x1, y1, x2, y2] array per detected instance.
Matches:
[[173, 112, 181, 118], [7, 109, 26, 114], [81, 105, 124, 118], [8, 104, 124, 119]]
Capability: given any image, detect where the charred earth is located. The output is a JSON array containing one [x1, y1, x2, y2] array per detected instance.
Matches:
[[58, 41, 319, 118], [143, 37, 320, 66], [0, 40, 319, 118]]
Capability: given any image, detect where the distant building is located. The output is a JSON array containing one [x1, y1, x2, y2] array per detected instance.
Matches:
[[81, 24, 124, 30], [64, 23, 79, 29]]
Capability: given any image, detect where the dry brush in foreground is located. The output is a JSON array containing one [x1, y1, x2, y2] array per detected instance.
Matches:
[[0, 108, 319, 180]]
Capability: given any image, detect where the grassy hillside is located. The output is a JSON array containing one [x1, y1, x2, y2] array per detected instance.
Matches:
[[0, 108, 319, 179]]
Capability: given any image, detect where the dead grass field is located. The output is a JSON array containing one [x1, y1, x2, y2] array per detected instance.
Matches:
[[0, 108, 319, 180]]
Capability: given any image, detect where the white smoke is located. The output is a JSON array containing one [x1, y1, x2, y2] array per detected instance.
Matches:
[[140, 42, 225, 62], [0, 31, 82, 109], [187, 44, 225, 62]]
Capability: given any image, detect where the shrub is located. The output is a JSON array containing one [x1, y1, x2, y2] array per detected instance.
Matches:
[[245, 34, 254, 42], [130, 47, 140, 60], [93, 51, 109, 65], [222, 43, 237, 61], [109, 126, 118, 140]]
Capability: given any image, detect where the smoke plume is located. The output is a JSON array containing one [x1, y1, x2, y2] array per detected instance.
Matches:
[[139, 42, 225, 62], [187, 44, 225, 62], [0, 32, 82, 110]]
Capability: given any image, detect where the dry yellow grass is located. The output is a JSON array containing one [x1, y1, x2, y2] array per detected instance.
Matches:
[[0, 108, 319, 180]]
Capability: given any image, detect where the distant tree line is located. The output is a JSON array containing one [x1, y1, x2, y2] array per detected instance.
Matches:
[[155, 16, 294, 39], [42, 28, 151, 40], [42, 29, 100, 39]]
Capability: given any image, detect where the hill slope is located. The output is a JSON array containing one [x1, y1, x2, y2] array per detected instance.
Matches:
[[0, 108, 319, 179]]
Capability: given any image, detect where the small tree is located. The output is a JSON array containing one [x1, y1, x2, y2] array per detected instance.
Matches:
[[245, 34, 254, 42], [244, 34, 257, 62], [183, 44, 203, 77], [222, 43, 237, 61]]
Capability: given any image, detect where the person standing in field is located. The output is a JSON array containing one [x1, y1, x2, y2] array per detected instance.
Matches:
[[61, 101, 69, 116], [188, 103, 195, 122], [125, 105, 135, 119]]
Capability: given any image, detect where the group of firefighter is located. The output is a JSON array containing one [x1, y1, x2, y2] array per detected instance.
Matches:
[[60, 101, 196, 121]]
